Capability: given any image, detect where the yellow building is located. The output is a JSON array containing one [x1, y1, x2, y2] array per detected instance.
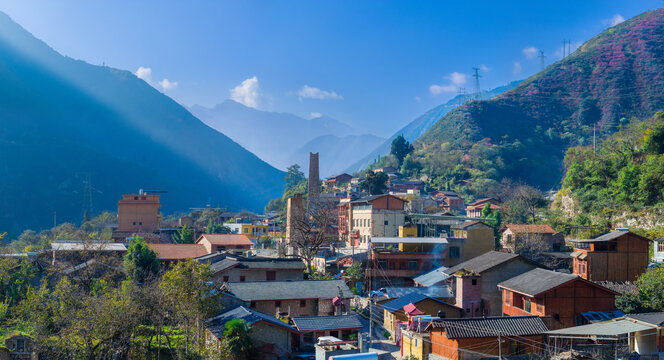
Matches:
[[228, 223, 268, 240], [401, 329, 431, 360], [399, 225, 418, 238]]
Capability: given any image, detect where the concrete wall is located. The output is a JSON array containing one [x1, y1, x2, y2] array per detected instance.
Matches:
[[481, 259, 541, 316], [251, 297, 351, 317], [117, 194, 160, 232], [250, 321, 292, 353]]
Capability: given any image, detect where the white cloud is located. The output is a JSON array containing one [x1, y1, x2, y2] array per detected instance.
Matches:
[[414, 96, 422, 102], [604, 14, 625, 27], [429, 71, 467, 96], [231, 76, 260, 108], [480, 64, 490, 72], [310, 112, 323, 119], [159, 78, 178, 91], [512, 61, 522, 75], [297, 85, 343, 101], [522, 46, 539, 59], [135, 66, 152, 83]]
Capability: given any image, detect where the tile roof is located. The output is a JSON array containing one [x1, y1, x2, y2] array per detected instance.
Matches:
[[428, 316, 548, 339], [503, 224, 556, 234], [148, 243, 208, 260], [625, 312, 664, 326], [239, 258, 305, 270], [209, 258, 241, 273], [51, 242, 128, 251], [413, 266, 450, 287], [224, 279, 353, 301], [459, 221, 493, 229], [206, 306, 296, 338], [443, 251, 522, 275], [291, 314, 363, 332], [546, 319, 654, 337], [468, 197, 496, 206], [570, 230, 651, 243], [381, 286, 454, 299], [498, 268, 579, 296], [197, 234, 254, 246]]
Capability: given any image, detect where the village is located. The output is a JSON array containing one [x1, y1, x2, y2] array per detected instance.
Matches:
[[2, 152, 664, 360]]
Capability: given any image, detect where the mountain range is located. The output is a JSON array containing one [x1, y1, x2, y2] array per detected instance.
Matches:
[[345, 80, 522, 174], [0, 12, 284, 236], [190, 100, 384, 175], [413, 8, 664, 194]]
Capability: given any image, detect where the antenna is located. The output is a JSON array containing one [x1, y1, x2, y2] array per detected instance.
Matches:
[[472, 68, 482, 100], [538, 50, 546, 71]]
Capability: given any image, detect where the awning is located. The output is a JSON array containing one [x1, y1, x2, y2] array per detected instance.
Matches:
[[570, 251, 582, 258], [578, 253, 587, 260], [332, 296, 344, 306], [546, 320, 655, 340], [403, 303, 425, 316]]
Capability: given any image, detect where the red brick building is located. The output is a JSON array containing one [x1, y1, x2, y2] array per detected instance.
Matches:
[[570, 230, 651, 282], [498, 268, 619, 329]]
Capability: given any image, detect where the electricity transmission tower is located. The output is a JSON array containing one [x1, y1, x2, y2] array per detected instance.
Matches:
[[472, 68, 482, 100], [457, 87, 466, 106]]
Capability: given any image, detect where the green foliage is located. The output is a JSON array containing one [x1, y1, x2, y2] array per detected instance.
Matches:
[[400, 153, 422, 177], [362, 171, 388, 195], [223, 319, 253, 360], [123, 234, 159, 283], [173, 224, 195, 244], [616, 266, 664, 313], [345, 261, 363, 281], [561, 113, 664, 214], [206, 219, 231, 234], [391, 135, 414, 167], [0, 257, 38, 306], [285, 164, 306, 191]]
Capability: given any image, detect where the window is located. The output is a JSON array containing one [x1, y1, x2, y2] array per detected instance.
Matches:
[[134, 196, 138, 200], [223, 276, 229, 282], [408, 260, 418, 270], [384, 220, 388, 225], [471, 278, 477, 286], [266, 271, 276, 281], [505, 291, 511, 305], [524, 298, 532, 313], [142, 196, 146, 200], [415, 338, 418, 347], [300, 300, 306, 307], [275, 300, 281, 308], [400, 261, 407, 270], [658, 241, 664, 252], [244, 228, 248, 233], [240, 276, 245, 282], [437, 311, 446, 318], [466, 308, 470, 313], [449, 246, 460, 258], [16, 338, 24, 352], [537, 303, 544, 314], [389, 261, 395, 270], [139, 222, 142, 226], [378, 260, 387, 269], [507, 234, 513, 244], [250, 301, 256, 308]]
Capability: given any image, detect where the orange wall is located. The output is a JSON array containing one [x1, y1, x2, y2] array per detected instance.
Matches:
[[431, 330, 542, 359], [117, 194, 161, 232]]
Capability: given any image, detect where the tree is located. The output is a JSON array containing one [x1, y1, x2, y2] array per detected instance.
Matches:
[[362, 171, 388, 195], [123, 234, 159, 283], [223, 319, 253, 360], [616, 266, 664, 313], [173, 224, 195, 244], [290, 199, 338, 274], [160, 259, 220, 356], [346, 261, 363, 281], [400, 153, 422, 177], [391, 135, 414, 166], [206, 219, 231, 234], [285, 164, 306, 191]]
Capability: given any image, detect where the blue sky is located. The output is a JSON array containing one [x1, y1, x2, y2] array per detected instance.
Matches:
[[0, 1, 661, 137]]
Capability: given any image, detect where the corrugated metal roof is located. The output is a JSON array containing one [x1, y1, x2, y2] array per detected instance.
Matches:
[[381, 293, 429, 312], [580, 310, 625, 323], [51, 242, 127, 251], [413, 266, 450, 287], [371, 237, 448, 244], [429, 316, 548, 339], [546, 319, 655, 337], [291, 314, 362, 332], [626, 312, 664, 326]]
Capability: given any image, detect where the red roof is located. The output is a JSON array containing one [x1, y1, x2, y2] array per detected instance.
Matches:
[[403, 303, 425, 316], [148, 243, 208, 260], [197, 234, 254, 246], [502, 224, 556, 234]]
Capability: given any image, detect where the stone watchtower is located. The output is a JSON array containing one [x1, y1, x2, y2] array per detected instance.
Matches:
[[308, 152, 320, 209]]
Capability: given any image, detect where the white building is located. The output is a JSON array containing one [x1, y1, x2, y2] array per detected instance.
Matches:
[[654, 237, 664, 263]]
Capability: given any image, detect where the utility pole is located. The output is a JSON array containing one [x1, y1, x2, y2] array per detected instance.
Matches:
[[562, 40, 567, 58], [472, 68, 482, 100], [53, 211, 57, 228], [498, 333, 502, 359], [538, 50, 546, 71]]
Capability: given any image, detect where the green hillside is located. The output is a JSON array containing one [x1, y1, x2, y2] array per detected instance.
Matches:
[[413, 9, 664, 197]]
